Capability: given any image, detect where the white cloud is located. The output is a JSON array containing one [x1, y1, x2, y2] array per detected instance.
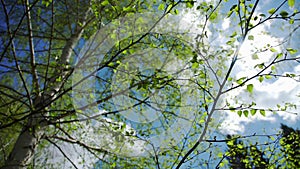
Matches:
[[222, 18, 230, 30], [34, 111, 148, 168], [219, 21, 300, 134], [220, 70, 300, 134]]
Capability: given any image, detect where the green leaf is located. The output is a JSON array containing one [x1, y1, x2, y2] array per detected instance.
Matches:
[[227, 140, 234, 146], [248, 35, 254, 40], [237, 110, 242, 117], [216, 69, 222, 76], [230, 31, 237, 38], [276, 53, 283, 59], [287, 48, 298, 54], [270, 48, 277, 52], [186, 1, 194, 8], [199, 119, 205, 123], [158, 3, 165, 11], [252, 53, 259, 60], [265, 75, 272, 79], [173, 9, 179, 15], [279, 11, 289, 18], [288, 0, 295, 7], [101, 0, 109, 6], [166, 4, 173, 12], [123, 6, 134, 12], [243, 110, 249, 117], [270, 136, 276, 141], [255, 63, 265, 69], [259, 13, 266, 17], [227, 10, 234, 18], [258, 76, 264, 82], [209, 12, 218, 21], [192, 62, 199, 69], [271, 66, 276, 71], [250, 109, 257, 115], [237, 144, 244, 149], [268, 8, 276, 15], [289, 19, 294, 24], [260, 110, 266, 116], [44, 1, 50, 7], [226, 38, 236, 45], [247, 84, 254, 93], [237, 77, 246, 85], [286, 73, 296, 78], [217, 152, 223, 158]]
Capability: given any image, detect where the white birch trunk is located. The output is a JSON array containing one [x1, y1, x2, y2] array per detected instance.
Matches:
[[2, 23, 85, 169], [2, 4, 90, 167]]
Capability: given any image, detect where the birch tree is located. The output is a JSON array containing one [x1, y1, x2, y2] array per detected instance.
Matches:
[[0, 0, 299, 168]]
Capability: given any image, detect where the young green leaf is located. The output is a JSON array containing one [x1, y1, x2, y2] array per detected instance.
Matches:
[[259, 13, 266, 17], [243, 110, 249, 117], [158, 3, 165, 11], [288, 0, 295, 7], [227, 10, 234, 18], [227, 140, 234, 146], [248, 35, 254, 40], [217, 152, 223, 158], [270, 48, 277, 52], [166, 4, 173, 12], [287, 48, 298, 55], [279, 11, 289, 18], [186, 1, 194, 8], [265, 75, 272, 79], [230, 31, 237, 38], [192, 62, 199, 69], [252, 53, 259, 60], [260, 110, 266, 116], [237, 110, 242, 117], [276, 53, 283, 59], [237, 144, 244, 149], [209, 12, 218, 21], [237, 77, 246, 85], [250, 109, 257, 115], [268, 8, 276, 14], [255, 63, 265, 69], [271, 66, 276, 71], [199, 119, 205, 124], [173, 9, 179, 15], [247, 84, 254, 93], [101, 0, 109, 6]]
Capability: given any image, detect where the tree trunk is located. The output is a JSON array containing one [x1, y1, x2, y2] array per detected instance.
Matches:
[[1, 5, 89, 167], [2, 125, 43, 169]]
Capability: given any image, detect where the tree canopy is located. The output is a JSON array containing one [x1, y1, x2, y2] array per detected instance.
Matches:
[[226, 124, 300, 169], [0, 0, 299, 168]]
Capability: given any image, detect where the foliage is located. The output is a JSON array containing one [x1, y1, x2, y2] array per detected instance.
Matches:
[[0, 0, 299, 168], [225, 124, 300, 169]]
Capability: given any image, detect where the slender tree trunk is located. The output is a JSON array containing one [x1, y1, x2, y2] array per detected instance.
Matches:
[[2, 95, 47, 169], [2, 124, 43, 169], [1, 4, 89, 167]]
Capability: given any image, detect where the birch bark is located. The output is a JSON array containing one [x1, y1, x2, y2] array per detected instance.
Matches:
[[2, 5, 90, 169]]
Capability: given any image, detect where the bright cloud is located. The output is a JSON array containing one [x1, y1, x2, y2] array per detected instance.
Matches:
[[219, 18, 300, 134], [222, 18, 231, 30]]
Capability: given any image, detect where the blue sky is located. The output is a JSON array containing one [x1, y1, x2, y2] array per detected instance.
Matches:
[[175, 0, 299, 134], [89, 0, 300, 167], [216, 0, 300, 135], [27, 0, 300, 168]]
